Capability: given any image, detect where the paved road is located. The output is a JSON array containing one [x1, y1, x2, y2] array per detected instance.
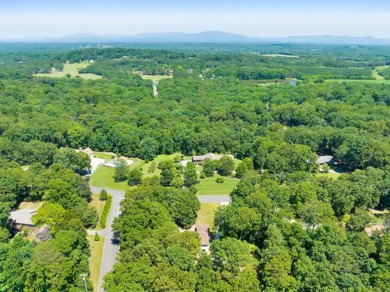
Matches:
[[90, 186, 230, 291], [91, 187, 124, 292]]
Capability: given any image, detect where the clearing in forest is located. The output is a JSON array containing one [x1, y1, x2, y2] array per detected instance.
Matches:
[[34, 62, 102, 80]]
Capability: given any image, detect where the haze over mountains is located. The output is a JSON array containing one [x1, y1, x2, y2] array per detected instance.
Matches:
[[3, 31, 390, 45]]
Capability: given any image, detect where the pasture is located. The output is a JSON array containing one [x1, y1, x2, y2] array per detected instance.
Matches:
[[34, 62, 102, 80]]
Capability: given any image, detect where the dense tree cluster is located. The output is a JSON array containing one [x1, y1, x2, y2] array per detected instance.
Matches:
[[0, 44, 389, 291], [215, 170, 390, 290]]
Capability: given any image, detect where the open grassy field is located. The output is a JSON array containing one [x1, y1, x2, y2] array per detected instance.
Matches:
[[141, 153, 181, 177], [195, 203, 220, 230], [90, 165, 129, 191], [372, 65, 389, 80], [89, 194, 106, 230], [34, 62, 102, 80], [19, 201, 42, 210], [197, 175, 240, 196], [93, 152, 116, 160], [140, 74, 173, 83], [87, 235, 105, 292], [325, 79, 390, 85], [262, 54, 299, 58], [315, 172, 341, 180]]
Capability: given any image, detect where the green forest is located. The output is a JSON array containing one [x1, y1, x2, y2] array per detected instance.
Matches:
[[0, 43, 389, 291]]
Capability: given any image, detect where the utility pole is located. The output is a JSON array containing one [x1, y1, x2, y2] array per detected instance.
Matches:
[[81, 273, 88, 292]]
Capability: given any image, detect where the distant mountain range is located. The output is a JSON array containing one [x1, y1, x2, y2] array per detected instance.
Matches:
[[3, 31, 390, 45]]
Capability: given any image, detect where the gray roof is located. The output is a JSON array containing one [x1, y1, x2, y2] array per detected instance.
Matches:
[[192, 153, 234, 162], [196, 225, 210, 246], [317, 155, 333, 164], [10, 209, 36, 226]]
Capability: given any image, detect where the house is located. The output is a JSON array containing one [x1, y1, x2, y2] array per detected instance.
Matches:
[[76, 147, 94, 159], [192, 153, 234, 164], [195, 225, 210, 252], [9, 209, 37, 228]]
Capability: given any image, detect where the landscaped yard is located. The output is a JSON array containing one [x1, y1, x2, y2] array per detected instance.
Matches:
[[89, 165, 129, 191], [18, 201, 42, 210], [34, 62, 102, 80], [139, 74, 173, 83], [315, 172, 341, 180], [141, 153, 181, 177], [325, 79, 390, 85], [89, 194, 106, 230], [195, 203, 220, 230], [87, 235, 105, 292], [197, 175, 240, 196]]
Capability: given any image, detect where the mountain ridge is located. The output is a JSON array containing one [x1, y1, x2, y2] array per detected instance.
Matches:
[[2, 31, 390, 45]]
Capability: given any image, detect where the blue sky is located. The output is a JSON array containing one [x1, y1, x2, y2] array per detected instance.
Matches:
[[0, 1, 389, 39]]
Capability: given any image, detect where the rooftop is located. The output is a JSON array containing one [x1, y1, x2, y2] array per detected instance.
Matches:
[[317, 155, 333, 164], [10, 209, 37, 226]]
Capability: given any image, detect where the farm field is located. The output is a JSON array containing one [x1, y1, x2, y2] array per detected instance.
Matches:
[[34, 62, 102, 80]]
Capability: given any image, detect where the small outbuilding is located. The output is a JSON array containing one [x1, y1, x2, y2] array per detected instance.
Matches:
[[195, 225, 210, 252]]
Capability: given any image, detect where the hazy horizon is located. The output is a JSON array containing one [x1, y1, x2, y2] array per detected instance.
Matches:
[[1, 0, 389, 39]]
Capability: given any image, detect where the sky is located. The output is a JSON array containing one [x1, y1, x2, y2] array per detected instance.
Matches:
[[0, 0, 389, 39]]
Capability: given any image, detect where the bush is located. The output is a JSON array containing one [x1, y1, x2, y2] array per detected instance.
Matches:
[[99, 189, 108, 201], [200, 172, 206, 179], [94, 232, 100, 241], [216, 177, 224, 184], [100, 195, 113, 229]]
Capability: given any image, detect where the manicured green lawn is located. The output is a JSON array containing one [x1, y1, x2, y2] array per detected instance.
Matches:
[[139, 74, 173, 83], [325, 79, 390, 84], [195, 203, 220, 230], [141, 153, 181, 177], [34, 62, 102, 80], [197, 175, 240, 196], [90, 165, 129, 191], [315, 172, 341, 180], [89, 194, 106, 230], [94, 152, 116, 160], [87, 235, 105, 292]]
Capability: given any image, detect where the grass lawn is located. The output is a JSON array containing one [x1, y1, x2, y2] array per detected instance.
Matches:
[[90, 165, 129, 191], [94, 152, 116, 160], [315, 172, 341, 180], [195, 203, 220, 230], [87, 235, 105, 292], [197, 175, 240, 196], [19, 201, 42, 210], [262, 54, 299, 58], [34, 62, 102, 80], [89, 194, 106, 230], [325, 79, 390, 85], [140, 74, 173, 83], [141, 153, 181, 177]]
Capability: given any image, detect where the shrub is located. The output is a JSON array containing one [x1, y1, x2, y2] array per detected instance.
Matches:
[[216, 177, 224, 183], [99, 189, 108, 201], [94, 232, 100, 241], [100, 195, 113, 229]]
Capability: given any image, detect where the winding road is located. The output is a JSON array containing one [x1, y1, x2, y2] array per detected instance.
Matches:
[[89, 186, 230, 291]]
